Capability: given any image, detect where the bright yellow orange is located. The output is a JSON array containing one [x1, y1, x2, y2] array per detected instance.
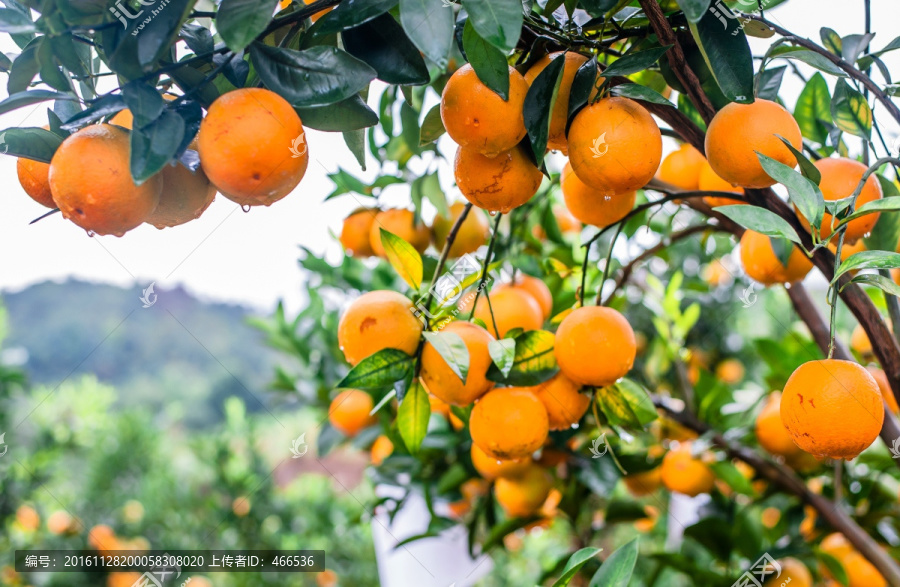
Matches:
[[705, 99, 802, 189], [800, 157, 883, 243], [368, 208, 431, 257], [49, 124, 161, 236], [471, 444, 530, 480], [660, 441, 715, 497], [421, 320, 495, 406], [764, 558, 812, 587], [17, 157, 55, 208], [561, 161, 636, 227], [866, 366, 899, 413], [739, 230, 813, 285], [623, 468, 662, 496], [821, 533, 886, 587], [755, 392, 801, 457], [340, 208, 379, 257], [328, 389, 376, 437], [781, 359, 883, 460], [432, 202, 489, 257], [146, 159, 216, 229], [198, 88, 308, 206], [455, 145, 542, 213], [715, 358, 744, 384], [524, 52, 589, 153], [498, 275, 553, 320], [658, 143, 705, 190], [337, 290, 423, 365], [470, 387, 549, 459], [494, 464, 553, 517], [474, 286, 544, 338], [440, 64, 529, 157], [370, 435, 394, 466], [530, 372, 589, 430], [554, 306, 636, 387], [568, 97, 662, 193], [698, 159, 745, 207]]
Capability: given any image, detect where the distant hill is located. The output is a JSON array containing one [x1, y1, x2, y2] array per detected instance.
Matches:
[[2, 280, 288, 426]]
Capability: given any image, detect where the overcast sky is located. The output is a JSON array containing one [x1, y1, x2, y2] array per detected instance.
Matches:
[[0, 0, 897, 314]]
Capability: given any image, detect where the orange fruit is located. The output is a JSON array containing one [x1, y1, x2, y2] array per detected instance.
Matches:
[[17, 157, 55, 208], [755, 392, 801, 457], [49, 124, 161, 236], [303, 0, 333, 21], [821, 533, 886, 587], [764, 558, 812, 587], [337, 290, 423, 365], [554, 306, 636, 387], [498, 275, 553, 320], [368, 208, 431, 257], [821, 532, 855, 560], [432, 202, 489, 257], [88, 524, 117, 550], [47, 510, 75, 535], [705, 99, 802, 189], [232, 496, 251, 517], [328, 389, 376, 436], [568, 96, 662, 193], [370, 434, 394, 466], [494, 464, 554, 517], [780, 359, 883, 459], [530, 372, 590, 430], [633, 505, 659, 533], [660, 441, 715, 497], [440, 63, 529, 157], [15, 505, 39, 532], [473, 286, 544, 338], [658, 143, 705, 190], [623, 467, 662, 496], [703, 258, 733, 287], [454, 145, 542, 213], [534, 205, 583, 239], [850, 324, 873, 356], [715, 358, 744, 384], [198, 87, 308, 206], [524, 52, 589, 153], [470, 387, 549, 459], [866, 366, 899, 413], [340, 207, 379, 257], [109, 108, 133, 129], [739, 230, 813, 285], [145, 158, 216, 229], [800, 157, 883, 243], [429, 393, 451, 417], [471, 444, 530, 480], [698, 159, 745, 207], [561, 161, 636, 227], [421, 320, 495, 406], [760, 507, 781, 529]]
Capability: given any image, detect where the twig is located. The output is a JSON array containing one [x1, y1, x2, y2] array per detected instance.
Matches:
[[421, 203, 474, 324], [468, 213, 504, 324]]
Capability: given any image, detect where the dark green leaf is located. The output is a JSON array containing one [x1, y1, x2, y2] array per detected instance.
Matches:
[[524, 52, 565, 165], [399, 0, 454, 68], [180, 23, 215, 56], [486, 329, 558, 385], [36, 39, 71, 93], [380, 228, 424, 290], [316, 0, 399, 35], [460, 0, 523, 53], [7, 40, 39, 95], [462, 19, 509, 100], [552, 547, 602, 587], [0, 90, 76, 117], [756, 151, 824, 230], [589, 538, 638, 587], [122, 82, 164, 128], [776, 134, 821, 183], [487, 338, 515, 378], [597, 378, 657, 428], [61, 94, 127, 131], [344, 129, 367, 170], [675, 0, 712, 24], [217, 0, 279, 52], [794, 73, 832, 145], [130, 109, 185, 184], [600, 45, 671, 78], [716, 205, 802, 244], [343, 13, 430, 85], [419, 104, 445, 145], [398, 379, 430, 454], [423, 331, 470, 383], [296, 94, 378, 131], [770, 236, 795, 269], [567, 58, 598, 122], [833, 250, 900, 283], [610, 82, 671, 105], [756, 65, 786, 101], [831, 78, 872, 139], [847, 273, 900, 298], [0, 7, 33, 33], [690, 10, 754, 103], [771, 46, 848, 77], [0, 127, 62, 163], [684, 518, 732, 561], [337, 348, 416, 389]]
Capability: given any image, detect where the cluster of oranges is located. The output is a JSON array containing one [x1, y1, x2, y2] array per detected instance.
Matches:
[[17, 88, 309, 236]]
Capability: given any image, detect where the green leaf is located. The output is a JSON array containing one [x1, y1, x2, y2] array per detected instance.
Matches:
[[552, 547, 602, 587], [675, 0, 712, 23], [0, 127, 62, 163], [460, 0, 523, 53], [567, 58, 598, 122], [412, 172, 448, 218], [344, 129, 367, 169], [462, 19, 509, 100], [864, 187, 900, 252], [488, 338, 515, 378], [756, 151, 824, 230], [316, 0, 399, 35], [756, 65, 786, 101], [343, 13, 430, 85], [690, 11, 754, 103], [0, 90, 76, 116], [217, 0, 279, 52], [249, 43, 377, 108], [776, 134, 821, 184], [337, 348, 416, 389], [600, 45, 672, 78], [794, 73, 832, 145], [397, 379, 430, 454], [399, 0, 454, 68], [771, 46, 848, 78], [715, 205, 802, 244], [8, 41, 39, 95], [847, 273, 900, 298], [816, 551, 849, 586], [419, 104, 445, 146], [597, 378, 657, 428], [524, 52, 566, 165], [842, 32, 875, 63], [709, 461, 756, 496], [423, 331, 470, 383], [820, 27, 842, 55], [486, 329, 558, 385], [609, 82, 671, 105], [831, 78, 872, 139], [296, 94, 378, 131], [0, 7, 34, 34], [122, 82, 165, 129], [833, 250, 900, 283], [130, 110, 185, 184], [379, 228, 424, 290], [60, 94, 127, 131], [589, 538, 638, 587], [843, 197, 900, 223]]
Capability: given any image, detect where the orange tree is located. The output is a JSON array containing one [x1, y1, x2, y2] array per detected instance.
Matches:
[[6, 0, 900, 583]]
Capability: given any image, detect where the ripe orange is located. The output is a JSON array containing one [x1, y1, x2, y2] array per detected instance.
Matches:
[[471, 444, 530, 480], [473, 286, 544, 337], [760, 507, 781, 529], [232, 496, 251, 517], [340, 208, 379, 257], [513, 275, 553, 319], [524, 52, 589, 153], [47, 510, 75, 535], [470, 387, 549, 459], [440, 63, 529, 157], [703, 258, 733, 287], [15, 505, 39, 532], [660, 441, 715, 497], [764, 558, 812, 587], [698, 159, 745, 207], [715, 358, 744, 384], [368, 208, 431, 257], [17, 157, 54, 208], [421, 320, 495, 406], [755, 392, 801, 457], [370, 434, 394, 465], [623, 467, 662, 496], [432, 202, 489, 257], [781, 359, 883, 459], [739, 230, 813, 285], [561, 161, 636, 227], [337, 290, 423, 365], [568, 96, 662, 193], [850, 324, 873, 356], [705, 99, 802, 189], [49, 124, 161, 236], [658, 143, 705, 190], [454, 145, 542, 213], [109, 108, 133, 129], [494, 464, 554, 517], [866, 366, 899, 413], [530, 372, 590, 430], [328, 389, 376, 436], [800, 157, 883, 242], [554, 306, 636, 387], [146, 159, 217, 229], [821, 533, 886, 587], [302, 0, 333, 21], [198, 88, 308, 206], [88, 524, 117, 551]]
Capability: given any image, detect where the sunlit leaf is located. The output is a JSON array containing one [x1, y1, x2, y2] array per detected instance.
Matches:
[[552, 547, 602, 586], [380, 228, 424, 290], [337, 348, 415, 389], [487, 338, 515, 378], [833, 250, 900, 283], [398, 379, 430, 454], [486, 329, 558, 385], [831, 78, 872, 139], [596, 378, 657, 428], [423, 331, 470, 383]]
